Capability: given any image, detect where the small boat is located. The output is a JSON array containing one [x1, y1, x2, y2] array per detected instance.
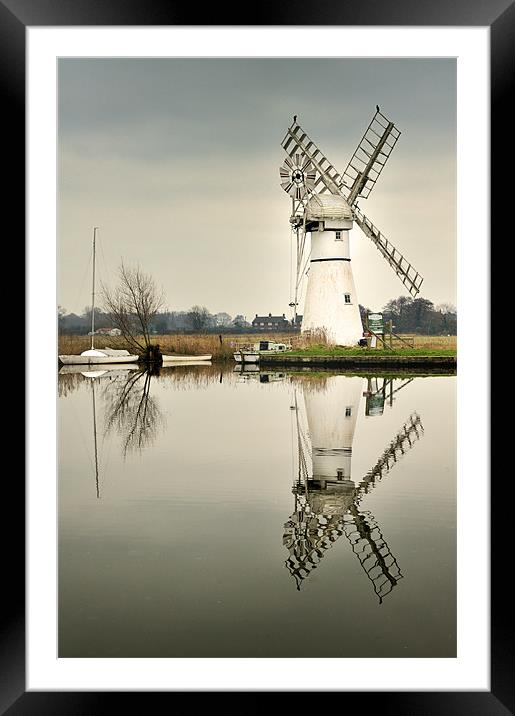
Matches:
[[234, 340, 291, 364], [59, 348, 140, 365], [58, 227, 139, 366], [161, 354, 212, 364]]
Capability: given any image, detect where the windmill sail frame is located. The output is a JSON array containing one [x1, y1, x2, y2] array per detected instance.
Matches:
[[342, 108, 401, 205], [279, 111, 424, 300], [354, 207, 424, 297]]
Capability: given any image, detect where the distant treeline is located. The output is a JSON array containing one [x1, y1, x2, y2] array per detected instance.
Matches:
[[58, 297, 456, 336], [361, 297, 457, 335], [58, 305, 254, 335]]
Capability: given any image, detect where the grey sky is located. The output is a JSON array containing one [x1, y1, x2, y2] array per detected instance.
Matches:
[[58, 58, 456, 318]]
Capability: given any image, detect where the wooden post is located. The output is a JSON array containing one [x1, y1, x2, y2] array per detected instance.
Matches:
[[389, 320, 393, 349]]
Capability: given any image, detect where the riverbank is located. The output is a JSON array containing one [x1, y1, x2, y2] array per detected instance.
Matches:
[[58, 333, 457, 363], [260, 352, 456, 369]]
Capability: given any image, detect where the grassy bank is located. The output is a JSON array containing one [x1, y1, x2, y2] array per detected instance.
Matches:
[[58, 332, 457, 362], [285, 346, 456, 357]]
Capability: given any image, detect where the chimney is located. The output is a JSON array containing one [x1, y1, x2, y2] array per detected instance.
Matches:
[[269, 312, 272, 317]]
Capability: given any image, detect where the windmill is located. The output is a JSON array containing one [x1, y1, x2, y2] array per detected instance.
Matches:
[[283, 375, 424, 601], [279, 108, 424, 345]]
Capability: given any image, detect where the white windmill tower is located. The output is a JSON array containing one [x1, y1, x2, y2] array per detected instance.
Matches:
[[279, 107, 424, 345]]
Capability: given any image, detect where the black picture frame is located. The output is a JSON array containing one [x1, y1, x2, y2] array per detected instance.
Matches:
[[9, 0, 502, 711]]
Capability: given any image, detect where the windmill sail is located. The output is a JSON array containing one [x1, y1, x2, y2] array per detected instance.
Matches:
[[283, 507, 346, 590], [342, 109, 401, 205], [344, 508, 403, 603], [281, 121, 343, 196], [356, 413, 424, 500], [354, 207, 423, 297], [280, 110, 425, 315], [283, 493, 403, 601]]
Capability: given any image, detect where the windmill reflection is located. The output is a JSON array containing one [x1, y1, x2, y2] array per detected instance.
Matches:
[[363, 376, 414, 416], [284, 375, 423, 602]]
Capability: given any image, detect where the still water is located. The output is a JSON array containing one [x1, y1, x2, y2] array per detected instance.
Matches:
[[58, 364, 456, 658]]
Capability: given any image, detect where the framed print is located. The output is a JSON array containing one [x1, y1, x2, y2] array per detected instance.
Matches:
[[7, 0, 506, 711]]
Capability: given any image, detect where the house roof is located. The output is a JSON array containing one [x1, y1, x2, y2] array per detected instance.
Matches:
[[253, 315, 290, 322]]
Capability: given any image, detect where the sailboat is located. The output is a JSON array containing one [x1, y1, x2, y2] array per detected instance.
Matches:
[[58, 227, 140, 366]]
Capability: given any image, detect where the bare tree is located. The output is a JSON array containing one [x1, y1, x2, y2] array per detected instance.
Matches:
[[102, 262, 164, 356], [187, 305, 212, 331], [213, 311, 232, 328], [436, 303, 456, 315], [58, 305, 67, 332]]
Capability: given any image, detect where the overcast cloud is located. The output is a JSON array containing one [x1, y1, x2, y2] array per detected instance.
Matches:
[[58, 58, 456, 318]]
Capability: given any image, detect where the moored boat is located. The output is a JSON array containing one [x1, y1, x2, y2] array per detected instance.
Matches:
[[58, 228, 139, 366], [233, 340, 291, 364], [161, 354, 212, 364], [59, 348, 139, 365], [59, 361, 140, 374]]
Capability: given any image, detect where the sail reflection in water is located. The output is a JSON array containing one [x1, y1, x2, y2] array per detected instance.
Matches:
[[283, 375, 423, 602]]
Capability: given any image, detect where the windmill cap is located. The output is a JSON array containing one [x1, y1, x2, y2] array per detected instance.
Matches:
[[306, 194, 353, 221]]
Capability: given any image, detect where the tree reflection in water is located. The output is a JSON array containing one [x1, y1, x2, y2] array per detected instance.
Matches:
[[102, 369, 165, 457]]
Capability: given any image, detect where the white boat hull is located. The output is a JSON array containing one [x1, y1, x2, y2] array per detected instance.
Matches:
[[59, 354, 139, 365], [59, 362, 139, 374], [161, 360, 212, 367], [161, 354, 212, 363]]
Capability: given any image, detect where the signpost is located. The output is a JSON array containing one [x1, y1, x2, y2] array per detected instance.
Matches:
[[366, 312, 384, 348], [364, 312, 413, 350], [368, 312, 384, 334]]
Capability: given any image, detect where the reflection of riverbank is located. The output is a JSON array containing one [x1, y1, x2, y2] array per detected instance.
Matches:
[[58, 362, 223, 396], [59, 363, 456, 405]]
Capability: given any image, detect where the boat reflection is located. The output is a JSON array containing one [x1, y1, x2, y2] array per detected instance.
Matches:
[[58, 364, 142, 496], [284, 375, 424, 602], [233, 364, 287, 383], [59, 364, 165, 495]]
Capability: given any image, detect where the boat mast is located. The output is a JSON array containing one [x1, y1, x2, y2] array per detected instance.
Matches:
[[90, 227, 98, 349], [91, 378, 100, 498]]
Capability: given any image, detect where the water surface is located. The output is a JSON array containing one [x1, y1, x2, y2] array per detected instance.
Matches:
[[58, 364, 456, 657]]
